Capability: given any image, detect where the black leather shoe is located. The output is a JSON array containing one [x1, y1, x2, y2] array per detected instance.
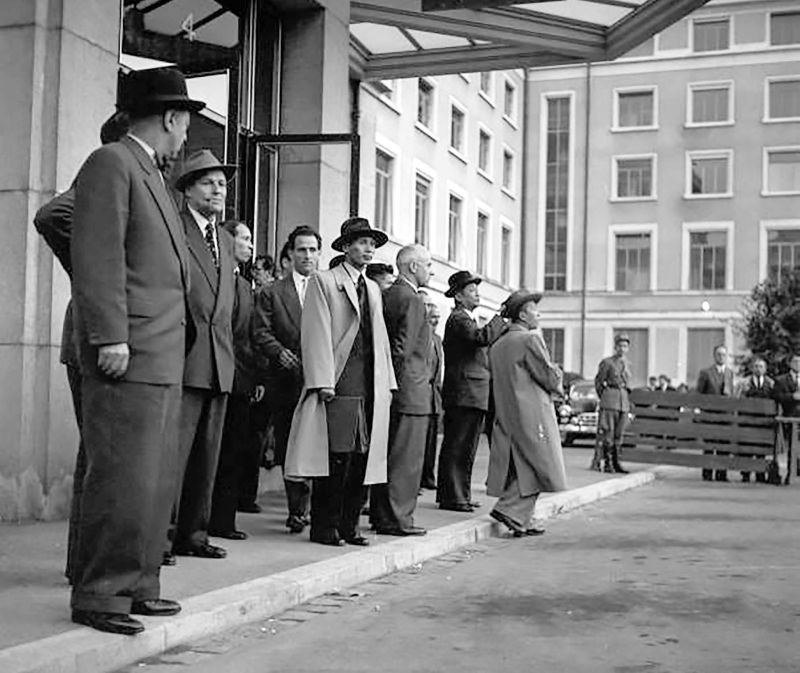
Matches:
[[130, 599, 181, 617], [420, 481, 437, 490], [174, 543, 227, 559], [439, 503, 473, 513], [343, 535, 370, 546], [489, 509, 525, 536], [209, 529, 248, 541], [310, 532, 345, 547], [376, 526, 427, 536], [161, 551, 176, 566], [520, 525, 546, 537], [237, 502, 262, 514], [72, 610, 144, 636], [285, 514, 307, 534]]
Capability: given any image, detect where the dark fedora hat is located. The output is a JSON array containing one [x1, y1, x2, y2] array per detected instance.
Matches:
[[331, 217, 388, 252], [118, 67, 205, 117], [173, 149, 237, 192], [501, 289, 542, 320], [444, 270, 482, 298]]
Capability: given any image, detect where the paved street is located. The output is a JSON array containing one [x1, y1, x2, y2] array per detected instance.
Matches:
[[119, 475, 800, 673]]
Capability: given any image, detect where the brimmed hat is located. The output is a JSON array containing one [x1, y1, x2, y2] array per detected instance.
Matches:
[[445, 270, 482, 298], [100, 111, 130, 145], [614, 332, 631, 346], [501, 289, 542, 320], [331, 217, 388, 252], [173, 149, 237, 192], [118, 67, 205, 118]]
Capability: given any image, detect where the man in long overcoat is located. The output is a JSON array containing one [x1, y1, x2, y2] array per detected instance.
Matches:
[[696, 344, 735, 482], [69, 67, 203, 635], [285, 217, 396, 547], [487, 290, 566, 536]]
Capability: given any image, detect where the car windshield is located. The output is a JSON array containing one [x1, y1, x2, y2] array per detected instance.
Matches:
[[570, 383, 596, 400]]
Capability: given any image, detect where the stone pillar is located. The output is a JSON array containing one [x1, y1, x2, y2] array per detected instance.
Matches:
[[0, 0, 119, 520], [278, 0, 353, 257]]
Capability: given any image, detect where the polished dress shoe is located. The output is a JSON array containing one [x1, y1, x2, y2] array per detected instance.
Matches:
[[376, 526, 427, 536], [174, 542, 227, 559], [420, 481, 437, 490], [342, 535, 370, 546], [470, 500, 482, 509], [439, 503, 473, 513], [161, 551, 176, 566], [237, 502, 262, 514], [72, 610, 144, 636], [209, 529, 248, 541], [310, 532, 345, 547], [285, 514, 307, 534], [489, 509, 525, 536], [518, 525, 546, 537], [130, 599, 181, 617]]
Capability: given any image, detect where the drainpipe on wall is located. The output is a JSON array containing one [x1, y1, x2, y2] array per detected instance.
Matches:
[[578, 61, 592, 377], [519, 68, 529, 288]]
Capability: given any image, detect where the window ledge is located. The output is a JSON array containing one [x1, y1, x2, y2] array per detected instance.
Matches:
[[415, 122, 437, 141], [502, 115, 518, 129], [610, 195, 657, 203], [683, 193, 733, 200], [762, 117, 800, 124], [762, 189, 800, 197], [501, 187, 516, 199], [685, 121, 734, 128], [479, 91, 495, 107], [611, 125, 659, 133], [477, 168, 494, 183], [679, 288, 732, 293], [448, 147, 467, 164], [376, 94, 401, 116]]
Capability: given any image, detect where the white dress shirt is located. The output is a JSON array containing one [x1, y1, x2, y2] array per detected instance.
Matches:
[[187, 204, 218, 260], [292, 270, 310, 307]]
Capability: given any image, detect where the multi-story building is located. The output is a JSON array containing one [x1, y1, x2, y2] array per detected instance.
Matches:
[[523, 0, 800, 387], [357, 70, 525, 317]]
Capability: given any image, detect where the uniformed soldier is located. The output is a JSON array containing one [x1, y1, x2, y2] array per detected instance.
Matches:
[[591, 333, 631, 473]]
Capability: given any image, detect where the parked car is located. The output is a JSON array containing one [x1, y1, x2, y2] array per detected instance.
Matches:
[[556, 379, 599, 446]]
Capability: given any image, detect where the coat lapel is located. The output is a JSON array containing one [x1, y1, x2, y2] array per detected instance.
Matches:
[[210, 229, 234, 320], [280, 275, 302, 330], [183, 210, 219, 292], [333, 265, 360, 316]]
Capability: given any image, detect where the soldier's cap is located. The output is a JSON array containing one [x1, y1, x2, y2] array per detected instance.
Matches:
[[614, 333, 631, 345], [501, 289, 542, 320]]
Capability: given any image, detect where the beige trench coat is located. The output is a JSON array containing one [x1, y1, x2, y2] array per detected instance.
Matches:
[[284, 265, 397, 484], [487, 324, 567, 497]]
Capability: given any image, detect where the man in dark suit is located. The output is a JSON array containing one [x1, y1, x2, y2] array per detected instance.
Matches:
[[437, 271, 505, 512], [170, 150, 238, 561], [738, 356, 775, 483], [696, 344, 735, 481], [418, 291, 443, 490], [370, 244, 433, 536], [69, 68, 203, 635], [773, 355, 800, 473], [252, 225, 321, 533]]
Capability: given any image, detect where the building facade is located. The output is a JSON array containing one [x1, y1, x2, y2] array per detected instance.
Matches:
[[523, 0, 800, 388]]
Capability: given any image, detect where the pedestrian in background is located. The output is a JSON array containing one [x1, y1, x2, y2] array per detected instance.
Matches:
[[737, 355, 774, 483], [592, 333, 632, 474], [366, 262, 395, 292], [487, 290, 566, 537], [696, 344, 735, 482], [418, 291, 443, 491]]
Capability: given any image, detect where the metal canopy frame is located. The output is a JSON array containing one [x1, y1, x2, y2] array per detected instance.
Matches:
[[350, 0, 712, 80]]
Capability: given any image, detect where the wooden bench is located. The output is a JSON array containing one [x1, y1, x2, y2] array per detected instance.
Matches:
[[622, 390, 781, 481]]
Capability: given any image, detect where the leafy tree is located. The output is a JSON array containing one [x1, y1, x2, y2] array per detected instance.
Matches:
[[739, 269, 800, 375]]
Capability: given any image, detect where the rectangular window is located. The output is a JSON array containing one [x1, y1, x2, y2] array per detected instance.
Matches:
[[374, 150, 393, 233], [448, 194, 462, 263], [544, 96, 570, 292], [693, 17, 730, 52], [501, 226, 511, 286], [542, 328, 564, 367], [767, 228, 800, 280], [616, 90, 655, 129], [450, 105, 465, 153], [613, 328, 648, 388], [417, 79, 433, 127], [374, 79, 394, 100], [479, 72, 492, 96], [689, 83, 731, 125], [766, 149, 800, 194], [503, 80, 516, 119], [687, 328, 725, 387], [615, 233, 651, 291], [414, 174, 431, 246], [478, 129, 491, 174], [767, 78, 800, 120], [770, 11, 800, 46], [688, 152, 731, 196], [476, 212, 488, 276], [615, 157, 654, 199], [689, 231, 727, 290], [502, 150, 514, 191]]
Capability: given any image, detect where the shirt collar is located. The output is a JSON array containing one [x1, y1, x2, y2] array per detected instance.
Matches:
[[398, 275, 418, 293], [127, 133, 158, 167], [292, 270, 309, 287], [342, 260, 365, 284], [187, 204, 216, 229], [463, 307, 476, 322]]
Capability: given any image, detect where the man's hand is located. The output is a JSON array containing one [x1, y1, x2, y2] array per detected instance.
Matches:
[[318, 387, 335, 402], [97, 343, 130, 379], [253, 385, 266, 403], [278, 348, 300, 370]]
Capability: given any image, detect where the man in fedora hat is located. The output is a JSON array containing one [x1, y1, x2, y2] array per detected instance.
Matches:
[[437, 271, 505, 512], [592, 333, 633, 474], [169, 149, 239, 561], [69, 66, 203, 635], [285, 217, 396, 547]]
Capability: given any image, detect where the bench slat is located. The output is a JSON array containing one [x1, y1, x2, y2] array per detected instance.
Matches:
[[628, 418, 775, 446], [630, 390, 777, 415], [623, 437, 774, 455], [630, 408, 776, 427], [621, 448, 771, 471]]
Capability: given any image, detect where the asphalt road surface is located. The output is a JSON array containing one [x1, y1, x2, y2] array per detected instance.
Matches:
[[122, 475, 800, 673]]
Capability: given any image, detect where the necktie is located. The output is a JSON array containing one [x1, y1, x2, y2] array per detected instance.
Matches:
[[204, 222, 219, 268], [356, 273, 366, 302], [299, 277, 307, 307]]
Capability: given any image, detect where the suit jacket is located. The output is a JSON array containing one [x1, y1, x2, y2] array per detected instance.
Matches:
[[739, 374, 774, 400], [696, 365, 734, 397], [71, 136, 190, 385], [181, 210, 237, 393], [230, 273, 256, 397], [383, 278, 432, 415], [252, 273, 303, 403], [430, 332, 444, 415], [34, 187, 78, 368], [442, 308, 506, 411], [285, 265, 397, 484], [773, 373, 800, 417]]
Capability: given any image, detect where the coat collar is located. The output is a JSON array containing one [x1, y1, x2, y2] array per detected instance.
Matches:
[[277, 274, 302, 329], [332, 264, 360, 316]]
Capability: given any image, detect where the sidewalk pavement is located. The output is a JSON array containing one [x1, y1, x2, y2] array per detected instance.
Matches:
[[0, 444, 664, 673]]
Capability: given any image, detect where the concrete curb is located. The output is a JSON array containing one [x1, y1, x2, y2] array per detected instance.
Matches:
[[0, 469, 657, 673]]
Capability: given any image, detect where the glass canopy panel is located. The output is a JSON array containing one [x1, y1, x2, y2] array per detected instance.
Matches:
[[516, 1, 644, 27], [350, 23, 419, 54], [406, 29, 474, 49]]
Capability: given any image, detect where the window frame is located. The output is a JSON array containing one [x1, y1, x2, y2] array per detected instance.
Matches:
[[763, 146, 800, 196], [415, 77, 436, 137], [763, 75, 800, 123], [448, 96, 468, 162], [502, 76, 518, 126], [607, 223, 658, 293], [611, 153, 657, 202], [501, 144, 516, 196], [446, 182, 467, 265], [612, 85, 658, 132], [373, 146, 395, 236], [500, 222, 513, 287], [413, 171, 433, 247], [685, 80, 734, 128], [681, 221, 734, 292], [478, 71, 495, 106], [684, 149, 734, 199], [759, 219, 800, 281], [691, 15, 732, 54], [477, 123, 494, 182], [767, 9, 800, 47], [475, 207, 490, 277]]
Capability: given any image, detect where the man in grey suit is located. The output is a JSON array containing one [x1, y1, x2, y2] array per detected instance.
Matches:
[[418, 291, 443, 491], [70, 68, 203, 635], [252, 225, 321, 533], [696, 344, 735, 482], [370, 245, 433, 536], [170, 150, 238, 560]]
